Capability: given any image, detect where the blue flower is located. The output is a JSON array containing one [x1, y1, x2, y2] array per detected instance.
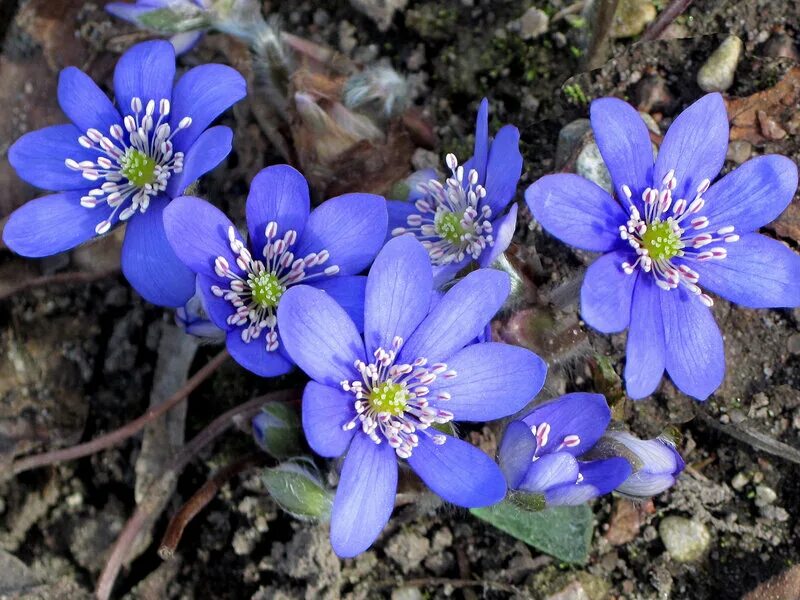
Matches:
[[276, 235, 547, 557], [498, 393, 631, 506], [388, 98, 523, 284], [603, 431, 685, 498], [3, 40, 246, 307], [162, 164, 388, 377], [106, 0, 211, 55], [526, 93, 800, 401]]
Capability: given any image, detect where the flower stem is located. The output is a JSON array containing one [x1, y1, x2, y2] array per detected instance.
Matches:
[[10, 349, 230, 476], [0, 266, 121, 301], [95, 390, 296, 600]]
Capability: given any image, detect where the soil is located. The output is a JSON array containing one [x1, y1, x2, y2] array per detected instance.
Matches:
[[1, 1, 800, 599]]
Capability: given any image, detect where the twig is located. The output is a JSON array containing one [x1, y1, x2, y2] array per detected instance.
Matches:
[[583, 0, 620, 71], [695, 409, 800, 465], [375, 578, 520, 594], [641, 0, 695, 41], [10, 349, 230, 476], [95, 391, 296, 600], [552, 1, 586, 23], [158, 452, 267, 560], [0, 266, 121, 301]]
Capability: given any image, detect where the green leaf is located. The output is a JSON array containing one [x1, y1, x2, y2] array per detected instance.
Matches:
[[262, 459, 333, 522], [471, 498, 593, 564]]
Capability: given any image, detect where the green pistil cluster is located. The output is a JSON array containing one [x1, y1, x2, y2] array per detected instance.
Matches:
[[368, 381, 408, 415], [120, 148, 157, 187], [435, 212, 466, 245], [249, 272, 284, 308], [642, 220, 682, 261]]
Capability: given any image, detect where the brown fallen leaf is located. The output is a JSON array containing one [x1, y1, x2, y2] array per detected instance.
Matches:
[[604, 498, 655, 546], [726, 66, 800, 145]]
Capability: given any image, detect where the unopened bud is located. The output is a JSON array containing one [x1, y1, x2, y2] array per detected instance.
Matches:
[[252, 402, 302, 459], [262, 460, 333, 522]]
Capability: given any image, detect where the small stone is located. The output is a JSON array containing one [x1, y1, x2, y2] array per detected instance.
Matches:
[[754, 485, 777, 507], [519, 7, 549, 40], [610, 0, 657, 39], [659, 516, 711, 563], [726, 140, 752, 164], [577, 142, 613, 194], [385, 530, 431, 574], [546, 581, 591, 600], [731, 472, 749, 491], [762, 32, 800, 61], [391, 587, 424, 600], [697, 35, 743, 92], [788, 333, 800, 354], [349, 0, 408, 31], [758, 110, 787, 140], [555, 119, 591, 168], [635, 74, 674, 113]]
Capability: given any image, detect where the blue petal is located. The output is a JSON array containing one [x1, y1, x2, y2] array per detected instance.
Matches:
[[545, 458, 631, 505], [428, 342, 546, 421], [518, 453, 579, 493], [431, 259, 467, 288], [406, 168, 438, 202], [364, 235, 433, 355], [498, 420, 537, 488], [407, 434, 506, 508], [482, 125, 523, 216], [169, 64, 247, 150], [226, 329, 294, 377], [525, 174, 627, 252], [163, 195, 243, 280], [624, 276, 666, 399], [690, 234, 800, 308], [8, 125, 96, 191], [661, 288, 724, 401], [309, 276, 367, 332], [654, 93, 729, 203], [245, 165, 310, 254], [2, 192, 112, 257], [57, 67, 122, 135], [196, 273, 235, 331], [398, 268, 510, 364], [121, 196, 195, 307], [330, 435, 397, 558], [478, 203, 518, 267], [616, 472, 677, 498], [114, 40, 175, 117], [590, 97, 654, 208], [166, 126, 233, 196], [700, 155, 799, 233], [302, 381, 356, 458], [580, 250, 637, 333], [386, 199, 417, 241], [277, 285, 365, 387], [169, 30, 205, 55], [520, 393, 611, 457], [463, 98, 489, 181], [294, 193, 388, 276]]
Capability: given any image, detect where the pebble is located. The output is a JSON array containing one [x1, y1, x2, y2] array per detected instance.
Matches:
[[659, 516, 711, 563], [385, 530, 431, 573], [726, 140, 752, 164], [697, 35, 743, 92], [635, 73, 673, 113], [518, 7, 549, 40], [731, 472, 749, 491], [610, 0, 656, 39], [787, 333, 800, 354], [754, 485, 777, 507], [762, 32, 800, 60], [391, 588, 423, 600], [577, 142, 614, 194]]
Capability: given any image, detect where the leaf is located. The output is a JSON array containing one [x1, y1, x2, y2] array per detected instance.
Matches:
[[471, 498, 594, 564], [262, 459, 333, 522]]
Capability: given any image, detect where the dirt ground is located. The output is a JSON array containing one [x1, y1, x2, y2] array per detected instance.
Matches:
[[1, 0, 800, 598]]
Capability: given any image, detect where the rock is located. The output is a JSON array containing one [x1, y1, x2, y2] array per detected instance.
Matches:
[[788, 333, 800, 355], [731, 472, 749, 491], [659, 516, 711, 563], [391, 587, 424, 600], [726, 140, 752, 164], [519, 7, 549, 40], [697, 36, 743, 92], [546, 581, 591, 600], [0, 550, 40, 594], [610, 0, 656, 39], [349, 0, 408, 31], [605, 499, 653, 546], [385, 530, 431, 573], [555, 119, 591, 168], [754, 485, 777, 507], [743, 564, 800, 600], [577, 142, 613, 194], [635, 74, 674, 113], [762, 33, 800, 61]]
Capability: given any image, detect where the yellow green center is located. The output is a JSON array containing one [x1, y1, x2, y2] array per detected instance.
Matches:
[[368, 381, 408, 415], [642, 220, 682, 261], [250, 272, 284, 308], [435, 212, 466, 245], [120, 149, 157, 187]]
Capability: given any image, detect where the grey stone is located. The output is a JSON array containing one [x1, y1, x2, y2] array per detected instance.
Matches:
[[754, 485, 777, 507], [555, 118, 591, 168], [697, 36, 743, 92], [385, 529, 431, 573], [727, 140, 752, 164], [577, 142, 614, 194], [659, 516, 711, 562], [610, 0, 656, 39], [519, 7, 549, 40], [391, 587, 424, 600]]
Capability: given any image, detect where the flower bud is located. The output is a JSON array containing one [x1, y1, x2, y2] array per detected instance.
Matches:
[[251, 402, 302, 459], [174, 282, 225, 342], [261, 460, 333, 522]]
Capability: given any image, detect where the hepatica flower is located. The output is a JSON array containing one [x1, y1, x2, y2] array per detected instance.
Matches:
[[163, 165, 388, 376], [602, 430, 685, 498], [277, 235, 547, 557], [3, 40, 246, 307], [388, 99, 523, 283], [106, 0, 212, 55], [526, 93, 800, 400], [498, 393, 631, 506]]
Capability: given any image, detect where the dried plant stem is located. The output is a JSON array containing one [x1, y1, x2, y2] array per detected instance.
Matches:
[[95, 391, 295, 600], [0, 266, 121, 301], [10, 349, 230, 476], [641, 0, 695, 41], [158, 453, 267, 560]]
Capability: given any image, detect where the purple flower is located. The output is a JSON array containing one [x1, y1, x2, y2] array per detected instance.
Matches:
[[602, 431, 685, 498], [162, 164, 388, 377], [276, 235, 547, 557], [526, 93, 800, 401], [498, 393, 631, 506], [388, 98, 523, 284], [106, 0, 211, 55], [3, 40, 246, 307]]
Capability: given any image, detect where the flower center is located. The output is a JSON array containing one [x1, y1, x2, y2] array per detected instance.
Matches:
[[529, 422, 581, 461], [391, 153, 494, 266], [119, 148, 157, 187], [341, 336, 457, 459], [249, 272, 284, 309], [617, 169, 739, 308], [640, 220, 682, 261], [212, 224, 339, 352], [65, 96, 191, 236]]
